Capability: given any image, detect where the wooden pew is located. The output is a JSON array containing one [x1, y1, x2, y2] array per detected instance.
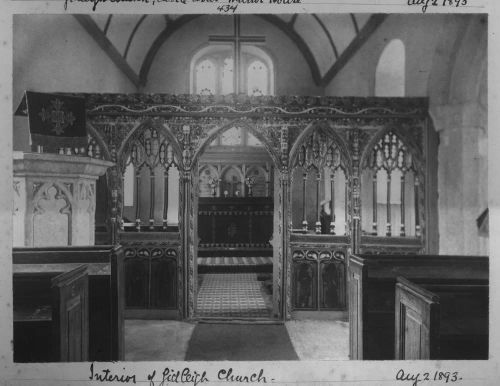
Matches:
[[348, 254, 488, 360], [13, 245, 124, 361], [14, 265, 89, 362], [395, 276, 488, 360]]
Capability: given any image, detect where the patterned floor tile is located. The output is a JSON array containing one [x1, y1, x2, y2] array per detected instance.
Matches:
[[196, 273, 273, 318]]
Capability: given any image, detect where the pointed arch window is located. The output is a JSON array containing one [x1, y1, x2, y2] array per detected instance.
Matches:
[[191, 46, 274, 95], [121, 127, 180, 231], [291, 128, 349, 235], [247, 59, 269, 96], [375, 39, 405, 97], [195, 59, 217, 95], [361, 132, 420, 237], [221, 57, 234, 95]]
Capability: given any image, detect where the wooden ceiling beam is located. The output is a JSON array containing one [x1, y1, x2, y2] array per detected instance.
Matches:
[[321, 14, 388, 87], [74, 15, 141, 88]]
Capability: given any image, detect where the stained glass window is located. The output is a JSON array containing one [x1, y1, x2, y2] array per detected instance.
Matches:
[[195, 59, 216, 95], [375, 39, 405, 97], [221, 57, 234, 95], [247, 60, 268, 96], [191, 47, 273, 96]]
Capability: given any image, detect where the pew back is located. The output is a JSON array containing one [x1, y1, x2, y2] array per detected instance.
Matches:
[[395, 276, 488, 360], [348, 254, 488, 360], [14, 265, 89, 362], [13, 245, 124, 361]]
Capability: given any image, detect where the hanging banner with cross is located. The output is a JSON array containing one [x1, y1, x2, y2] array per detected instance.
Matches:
[[209, 15, 266, 94], [15, 91, 87, 149]]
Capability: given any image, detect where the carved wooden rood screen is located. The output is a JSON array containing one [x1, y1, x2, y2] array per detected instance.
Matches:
[[80, 94, 435, 320]]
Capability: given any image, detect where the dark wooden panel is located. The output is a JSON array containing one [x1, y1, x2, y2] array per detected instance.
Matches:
[[51, 265, 89, 362], [348, 268, 362, 360], [13, 246, 121, 361], [67, 296, 84, 361], [150, 257, 177, 309], [88, 275, 112, 360], [13, 320, 52, 362], [395, 277, 488, 360], [293, 261, 317, 309], [124, 256, 149, 308], [13, 245, 116, 264], [292, 242, 348, 312], [198, 197, 273, 254], [348, 254, 489, 360], [395, 277, 440, 360], [121, 241, 180, 319], [13, 265, 89, 362], [320, 261, 345, 309]]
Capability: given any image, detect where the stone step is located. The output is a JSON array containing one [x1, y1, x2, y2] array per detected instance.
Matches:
[[198, 256, 273, 273]]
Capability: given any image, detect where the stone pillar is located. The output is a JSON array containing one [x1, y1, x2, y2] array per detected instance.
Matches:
[[430, 102, 488, 255], [13, 152, 113, 247]]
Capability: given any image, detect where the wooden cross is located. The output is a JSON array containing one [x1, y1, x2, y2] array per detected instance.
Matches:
[[209, 15, 266, 94]]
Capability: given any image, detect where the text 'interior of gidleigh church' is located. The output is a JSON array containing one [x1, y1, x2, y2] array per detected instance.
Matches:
[[11, 13, 488, 362]]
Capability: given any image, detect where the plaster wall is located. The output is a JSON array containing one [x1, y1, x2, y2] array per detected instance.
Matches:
[[325, 14, 464, 97], [325, 14, 488, 255], [13, 14, 137, 151], [144, 15, 322, 96]]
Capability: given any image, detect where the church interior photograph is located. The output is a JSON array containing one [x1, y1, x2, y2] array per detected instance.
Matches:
[[12, 12, 488, 362]]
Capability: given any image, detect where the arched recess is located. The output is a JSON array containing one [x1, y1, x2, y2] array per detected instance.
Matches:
[[219, 165, 245, 197], [116, 119, 184, 231], [375, 39, 405, 97], [198, 164, 220, 197], [30, 181, 73, 247], [189, 120, 286, 320], [245, 165, 270, 197]]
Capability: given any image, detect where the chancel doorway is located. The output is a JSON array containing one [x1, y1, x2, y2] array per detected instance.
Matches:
[[195, 126, 276, 319]]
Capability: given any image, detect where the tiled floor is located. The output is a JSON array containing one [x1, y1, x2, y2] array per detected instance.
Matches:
[[196, 273, 273, 318]]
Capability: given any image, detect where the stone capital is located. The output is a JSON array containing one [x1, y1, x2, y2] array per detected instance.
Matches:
[[429, 101, 487, 133]]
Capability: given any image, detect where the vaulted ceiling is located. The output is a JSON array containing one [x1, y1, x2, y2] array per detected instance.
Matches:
[[75, 14, 386, 89]]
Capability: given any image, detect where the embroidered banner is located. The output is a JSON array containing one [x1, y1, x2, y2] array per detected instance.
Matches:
[[18, 91, 87, 149]]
